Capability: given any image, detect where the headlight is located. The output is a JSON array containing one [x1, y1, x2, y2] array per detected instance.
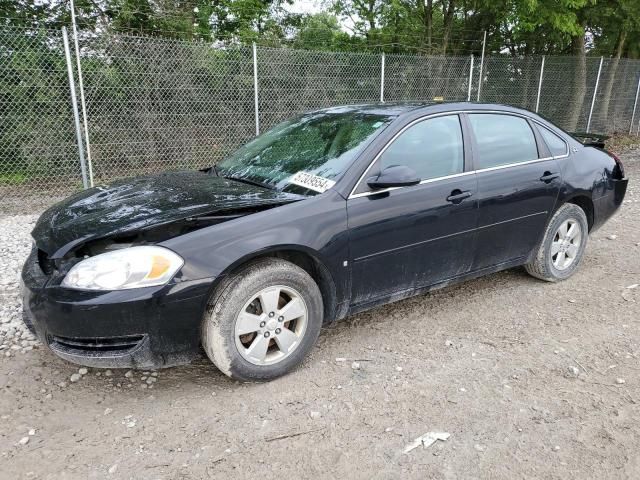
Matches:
[[62, 246, 183, 291]]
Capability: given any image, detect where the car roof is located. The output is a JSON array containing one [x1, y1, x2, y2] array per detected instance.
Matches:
[[312, 101, 540, 119], [312, 102, 432, 116]]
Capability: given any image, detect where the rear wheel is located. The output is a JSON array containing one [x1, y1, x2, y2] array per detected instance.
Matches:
[[202, 258, 323, 381], [525, 203, 589, 282]]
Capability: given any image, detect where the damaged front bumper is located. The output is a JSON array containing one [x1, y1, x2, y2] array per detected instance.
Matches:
[[21, 247, 213, 369]]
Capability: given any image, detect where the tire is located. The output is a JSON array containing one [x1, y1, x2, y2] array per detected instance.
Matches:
[[525, 203, 589, 282], [202, 257, 323, 381]]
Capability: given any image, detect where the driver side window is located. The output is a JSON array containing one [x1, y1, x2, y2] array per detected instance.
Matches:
[[378, 115, 464, 181]]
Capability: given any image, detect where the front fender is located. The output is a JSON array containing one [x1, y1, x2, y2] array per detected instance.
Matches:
[[161, 190, 350, 308]]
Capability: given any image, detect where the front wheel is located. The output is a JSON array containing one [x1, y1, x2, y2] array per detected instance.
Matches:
[[525, 203, 589, 282], [202, 258, 323, 381]]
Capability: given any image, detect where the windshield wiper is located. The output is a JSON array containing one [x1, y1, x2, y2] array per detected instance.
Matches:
[[222, 175, 276, 191]]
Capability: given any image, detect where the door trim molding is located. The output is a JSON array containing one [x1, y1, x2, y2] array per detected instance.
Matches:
[[353, 211, 547, 263], [349, 170, 475, 199]]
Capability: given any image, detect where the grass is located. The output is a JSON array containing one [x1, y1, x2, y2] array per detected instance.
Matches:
[[0, 172, 28, 185]]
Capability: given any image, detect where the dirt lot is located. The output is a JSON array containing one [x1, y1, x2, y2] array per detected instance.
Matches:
[[1, 151, 639, 480]]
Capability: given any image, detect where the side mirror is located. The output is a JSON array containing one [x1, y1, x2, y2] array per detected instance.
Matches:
[[367, 165, 421, 190]]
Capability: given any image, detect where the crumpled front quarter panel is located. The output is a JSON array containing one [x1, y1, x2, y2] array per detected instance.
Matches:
[[162, 190, 350, 306]]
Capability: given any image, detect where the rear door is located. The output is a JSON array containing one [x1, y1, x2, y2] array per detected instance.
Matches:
[[466, 113, 561, 271], [347, 114, 478, 306]]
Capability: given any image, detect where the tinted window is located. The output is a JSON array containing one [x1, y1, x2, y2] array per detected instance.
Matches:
[[468, 114, 539, 169], [539, 125, 568, 157], [378, 115, 464, 181]]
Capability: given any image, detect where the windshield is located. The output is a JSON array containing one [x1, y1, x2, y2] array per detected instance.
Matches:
[[216, 111, 394, 195]]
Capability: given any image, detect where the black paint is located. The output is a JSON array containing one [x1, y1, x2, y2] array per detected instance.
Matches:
[[22, 102, 629, 368]]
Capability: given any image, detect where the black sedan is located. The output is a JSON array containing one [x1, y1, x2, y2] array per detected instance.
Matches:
[[21, 102, 628, 381]]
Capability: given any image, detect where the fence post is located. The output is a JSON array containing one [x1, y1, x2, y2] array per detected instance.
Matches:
[[467, 54, 474, 101], [252, 42, 260, 136], [535, 55, 545, 113], [62, 27, 89, 189], [629, 72, 640, 134], [586, 57, 604, 133], [70, 0, 93, 187], [380, 53, 385, 103], [476, 30, 486, 102]]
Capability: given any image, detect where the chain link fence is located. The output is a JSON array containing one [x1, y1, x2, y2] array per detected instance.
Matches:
[[77, 32, 256, 187], [385, 54, 474, 103], [0, 27, 85, 211], [2, 25, 640, 212]]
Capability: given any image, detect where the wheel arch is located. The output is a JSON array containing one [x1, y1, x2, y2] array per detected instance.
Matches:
[[213, 245, 339, 325], [563, 194, 595, 231]]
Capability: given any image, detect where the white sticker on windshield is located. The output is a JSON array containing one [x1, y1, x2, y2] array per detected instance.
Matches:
[[289, 171, 336, 193]]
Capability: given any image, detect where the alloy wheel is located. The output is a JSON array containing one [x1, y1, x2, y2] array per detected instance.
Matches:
[[551, 219, 582, 270], [234, 285, 308, 365]]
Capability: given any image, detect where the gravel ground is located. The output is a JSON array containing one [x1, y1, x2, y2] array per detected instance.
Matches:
[[0, 215, 39, 355], [1, 151, 639, 479]]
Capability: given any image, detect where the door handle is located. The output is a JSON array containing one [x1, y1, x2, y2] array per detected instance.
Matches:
[[446, 189, 472, 204], [540, 171, 559, 183]]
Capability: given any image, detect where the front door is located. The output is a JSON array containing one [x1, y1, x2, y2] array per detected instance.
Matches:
[[347, 114, 478, 306], [465, 113, 561, 271]]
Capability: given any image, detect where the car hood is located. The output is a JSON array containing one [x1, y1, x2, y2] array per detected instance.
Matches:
[[32, 170, 303, 258]]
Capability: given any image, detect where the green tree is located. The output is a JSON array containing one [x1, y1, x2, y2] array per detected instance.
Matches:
[[292, 12, 348, 50]]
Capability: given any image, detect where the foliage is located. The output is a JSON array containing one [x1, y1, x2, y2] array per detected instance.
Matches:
[[2, 1, 640, 192], [3, 1, 640, 57]]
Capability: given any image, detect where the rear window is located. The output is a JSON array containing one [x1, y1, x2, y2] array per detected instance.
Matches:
[[538, 125, 568, 157], [468, 114, 539, 169]]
